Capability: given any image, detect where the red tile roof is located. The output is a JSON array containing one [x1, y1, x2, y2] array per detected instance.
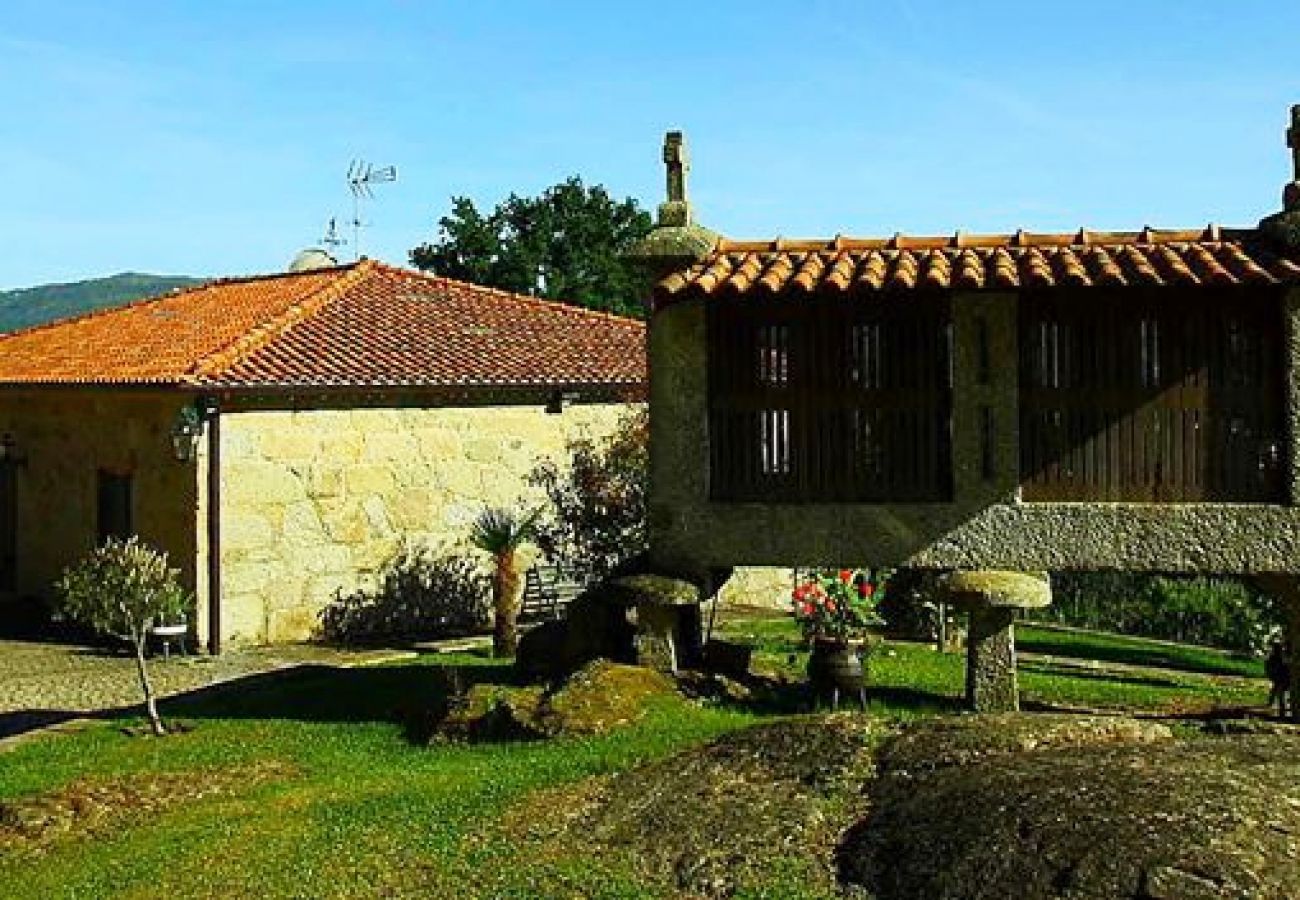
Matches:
[[654, 227, 1300, 305], [0, 260, 646, 390]]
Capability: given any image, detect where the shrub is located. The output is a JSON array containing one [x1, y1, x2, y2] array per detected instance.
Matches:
[[56, 537, 191, 735], [528, 408, 648, 584], [319, 543, 490, 645], [1043, 573, 1280, 655]]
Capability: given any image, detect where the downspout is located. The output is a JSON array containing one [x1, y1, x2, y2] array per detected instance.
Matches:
[[206, 402, 222, 655]]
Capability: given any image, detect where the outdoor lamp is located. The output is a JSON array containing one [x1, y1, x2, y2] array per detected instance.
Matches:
[[170, 406, 205, 462]]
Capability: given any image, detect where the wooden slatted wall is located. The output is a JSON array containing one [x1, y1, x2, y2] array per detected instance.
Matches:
[[707, 297, 953, 502], [1019, 287, 1286, 502]]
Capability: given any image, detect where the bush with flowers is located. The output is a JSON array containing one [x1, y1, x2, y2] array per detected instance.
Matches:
[[791, 568, 889, 644]]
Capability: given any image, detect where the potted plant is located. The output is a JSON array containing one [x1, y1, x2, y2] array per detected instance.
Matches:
[[792, 568, 888, 710]]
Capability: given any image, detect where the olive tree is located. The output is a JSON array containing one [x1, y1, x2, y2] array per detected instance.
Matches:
[[56, 537, 190, 736]]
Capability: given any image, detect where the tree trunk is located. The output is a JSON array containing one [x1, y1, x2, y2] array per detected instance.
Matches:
[[492, 550, 524, 658], [134, 634, 166, 736]]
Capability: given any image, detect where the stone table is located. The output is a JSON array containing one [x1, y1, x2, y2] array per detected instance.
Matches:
[[603, 574, 703, 674], [937, 570, 1052, 713]]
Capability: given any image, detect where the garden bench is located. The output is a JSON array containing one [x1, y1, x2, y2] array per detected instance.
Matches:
[[520, 565, 584, 621]]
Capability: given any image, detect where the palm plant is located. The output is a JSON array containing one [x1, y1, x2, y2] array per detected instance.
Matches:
[[470, 505, 542, 657]]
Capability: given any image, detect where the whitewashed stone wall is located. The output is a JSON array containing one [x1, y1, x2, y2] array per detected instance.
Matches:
[[719, 567, 796, 611], [215, 403, 631, 645]]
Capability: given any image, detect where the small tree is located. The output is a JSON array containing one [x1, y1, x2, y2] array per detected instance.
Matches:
[[56, 537, 190, 736], [528, 409, 648, 584], [469, 506, 541, 658]]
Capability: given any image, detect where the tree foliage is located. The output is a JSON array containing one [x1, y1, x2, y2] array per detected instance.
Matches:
[[409, 177, 654, 318], [56, 537, 191, 735], [529, 409, 649, 584]]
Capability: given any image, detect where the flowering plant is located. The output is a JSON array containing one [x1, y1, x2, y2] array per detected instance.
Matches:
[[791, 568, 889, 643]]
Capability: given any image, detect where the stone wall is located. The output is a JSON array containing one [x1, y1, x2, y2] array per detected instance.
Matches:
[[214, 402, 632, 645], [648, 288, 1300, 576], [0, 389, 199, 607]]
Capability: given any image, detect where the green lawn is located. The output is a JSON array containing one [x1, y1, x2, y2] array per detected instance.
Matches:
[[0, 614, 1272, 899]]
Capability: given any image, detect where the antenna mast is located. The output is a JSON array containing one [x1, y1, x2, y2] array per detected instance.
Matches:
[[346, 160, 398, 261]]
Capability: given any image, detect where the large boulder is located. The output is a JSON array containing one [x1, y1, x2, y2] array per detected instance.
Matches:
[[841, 714, 1300, 899]]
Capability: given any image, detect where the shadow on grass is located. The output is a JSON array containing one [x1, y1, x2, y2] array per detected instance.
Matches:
[[159, 659, 521, 726], [1020, 660, 1184, 690], [1017, 632, 1259, 680]]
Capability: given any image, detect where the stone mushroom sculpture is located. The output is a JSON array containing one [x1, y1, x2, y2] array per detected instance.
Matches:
[[937, 570, 1052, 713]]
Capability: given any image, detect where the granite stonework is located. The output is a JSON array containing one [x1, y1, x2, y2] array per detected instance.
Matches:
[[939, 571, 1052, 713], [211, 402, 630, 646]]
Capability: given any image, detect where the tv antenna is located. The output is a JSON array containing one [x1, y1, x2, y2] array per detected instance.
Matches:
[[346, 160, 397, 260], [321, 217, 347, 257]]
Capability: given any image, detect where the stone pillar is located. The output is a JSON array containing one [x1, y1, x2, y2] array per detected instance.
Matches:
[[938, 570, 1051, 713], [967, 605, 1019, 712]]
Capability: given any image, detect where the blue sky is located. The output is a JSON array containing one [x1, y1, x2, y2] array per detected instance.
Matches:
[[1, 1, 1298, 289]]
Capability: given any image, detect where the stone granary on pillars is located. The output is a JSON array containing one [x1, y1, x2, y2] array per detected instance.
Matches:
[[633, 110, 1300, 713], [0, 259, 645, 650]]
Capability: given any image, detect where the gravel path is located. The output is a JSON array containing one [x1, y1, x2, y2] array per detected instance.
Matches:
[[0, 639, 410, 740]]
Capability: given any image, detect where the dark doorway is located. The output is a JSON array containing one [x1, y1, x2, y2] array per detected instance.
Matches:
[[0, 461, 15, 592]]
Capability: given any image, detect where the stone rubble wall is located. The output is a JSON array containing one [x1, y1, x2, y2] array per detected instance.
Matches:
[[216, 403, 633, 645]]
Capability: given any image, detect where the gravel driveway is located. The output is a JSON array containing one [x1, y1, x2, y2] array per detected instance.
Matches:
[[0, 639, 409, 741]]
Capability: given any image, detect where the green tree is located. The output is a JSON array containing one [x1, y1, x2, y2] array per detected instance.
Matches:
[[469, 506, 542, 658], [528, 409, 649, 584], [56, 537, 191, 735], [410, 177, 654, 317]]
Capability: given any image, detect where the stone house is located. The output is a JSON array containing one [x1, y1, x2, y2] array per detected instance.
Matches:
[[0, 259, 646, 650], [633, 114, 1300, 711]]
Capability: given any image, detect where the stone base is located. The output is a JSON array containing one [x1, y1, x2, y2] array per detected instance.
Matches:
[[966, 606, 1019, 713]]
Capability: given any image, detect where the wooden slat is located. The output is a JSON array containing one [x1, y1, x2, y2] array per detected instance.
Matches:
[[1019, 286, 1285, 502]]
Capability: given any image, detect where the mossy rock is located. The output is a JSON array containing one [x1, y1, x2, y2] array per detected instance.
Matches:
[[843, 715, 1300, 899], [437, 661, 679, 742], [938, 570, 1051, 611], [539, 660, 679, 736]]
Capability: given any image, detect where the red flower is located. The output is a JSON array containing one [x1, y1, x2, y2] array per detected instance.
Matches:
[[800, 601, 814, 616], [838, 569, 853, 583], [859, 582, 875, 598], [825, 599, 837, 612]]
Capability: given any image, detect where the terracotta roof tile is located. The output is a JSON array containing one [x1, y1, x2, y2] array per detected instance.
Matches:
[[0, 260, 646, 390], [654, 227, 1300, 306]]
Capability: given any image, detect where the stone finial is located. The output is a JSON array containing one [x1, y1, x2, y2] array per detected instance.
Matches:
[[1258, 104, 1300, 246], [658, 130, 693, 228], [1286, 104, 1300, 210]]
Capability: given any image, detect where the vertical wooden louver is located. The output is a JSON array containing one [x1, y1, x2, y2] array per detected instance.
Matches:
[[707, 297, 953, 502], [1018, 287, 1286, 502]]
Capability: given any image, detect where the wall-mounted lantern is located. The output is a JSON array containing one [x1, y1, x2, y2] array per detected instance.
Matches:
[[170, 406, 206, 462], [0, 433, 26, 467]]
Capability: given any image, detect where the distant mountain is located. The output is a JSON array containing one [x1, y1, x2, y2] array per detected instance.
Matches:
[[0, 272, 207, 334]]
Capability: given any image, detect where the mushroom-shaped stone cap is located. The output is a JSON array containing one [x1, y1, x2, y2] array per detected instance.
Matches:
[[937, 570, 1051, 612], [603, 574, 702, 608]]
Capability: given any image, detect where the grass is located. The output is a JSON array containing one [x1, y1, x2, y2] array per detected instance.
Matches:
[[0, 612, 1274, 899]]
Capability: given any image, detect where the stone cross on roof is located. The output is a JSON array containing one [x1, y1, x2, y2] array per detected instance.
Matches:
[[664, 131, 689, 203], [1286, 105, 1300, 211], [1287, 105, 1300, 177], [657, 131, 694, 228]]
